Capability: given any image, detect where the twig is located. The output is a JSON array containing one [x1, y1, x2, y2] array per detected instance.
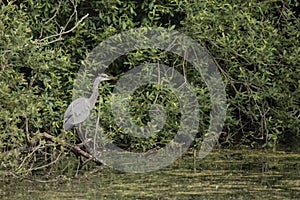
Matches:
[[22, 177, 59, 183], [33, 13, 89, 45]]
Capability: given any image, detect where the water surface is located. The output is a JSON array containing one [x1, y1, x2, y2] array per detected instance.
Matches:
[[1, 150, 299, 199]]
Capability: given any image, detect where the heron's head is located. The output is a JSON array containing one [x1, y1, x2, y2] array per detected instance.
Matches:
[[97, 73, 118, 81]]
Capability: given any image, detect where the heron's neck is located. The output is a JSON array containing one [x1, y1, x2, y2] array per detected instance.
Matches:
[[89, 79, 101, 107]]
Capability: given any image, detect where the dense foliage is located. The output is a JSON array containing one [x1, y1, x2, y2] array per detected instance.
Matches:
[[0, 0, 299, 175]]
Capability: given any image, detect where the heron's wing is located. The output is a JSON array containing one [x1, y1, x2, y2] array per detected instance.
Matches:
[[63, 97, 91, 130]]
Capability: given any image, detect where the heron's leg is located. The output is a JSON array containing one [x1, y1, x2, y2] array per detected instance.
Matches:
[[78, 124, 83, 136], [75, 155, 83, 177], [74, 124, 84, 172], [84, 127, 90, 143], [72, 128, 77, 145]]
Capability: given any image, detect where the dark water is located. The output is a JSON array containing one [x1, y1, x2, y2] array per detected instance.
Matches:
[[1, 150, 299, 199]]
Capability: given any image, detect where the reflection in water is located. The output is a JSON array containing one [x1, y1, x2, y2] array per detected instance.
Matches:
[[1, 150, 299, 199]]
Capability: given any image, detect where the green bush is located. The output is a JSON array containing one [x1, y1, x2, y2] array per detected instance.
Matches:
[[180, 0, 299, 149], [0, 2, 73, 173]]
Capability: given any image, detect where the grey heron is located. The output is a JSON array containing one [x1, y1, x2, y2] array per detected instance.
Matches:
[[63, 73, 117, 131]]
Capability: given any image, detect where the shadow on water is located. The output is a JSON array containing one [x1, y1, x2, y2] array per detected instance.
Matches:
[[1, 149, 299, 199]]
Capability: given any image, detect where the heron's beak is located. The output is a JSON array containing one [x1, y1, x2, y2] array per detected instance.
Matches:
[[106, 76, 118, 81]]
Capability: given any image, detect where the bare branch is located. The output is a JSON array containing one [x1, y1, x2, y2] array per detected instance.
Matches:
[[33, 12, 89, 45]]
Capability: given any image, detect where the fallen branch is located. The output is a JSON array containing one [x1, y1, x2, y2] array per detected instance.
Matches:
[[40, 132, 103, 166]]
